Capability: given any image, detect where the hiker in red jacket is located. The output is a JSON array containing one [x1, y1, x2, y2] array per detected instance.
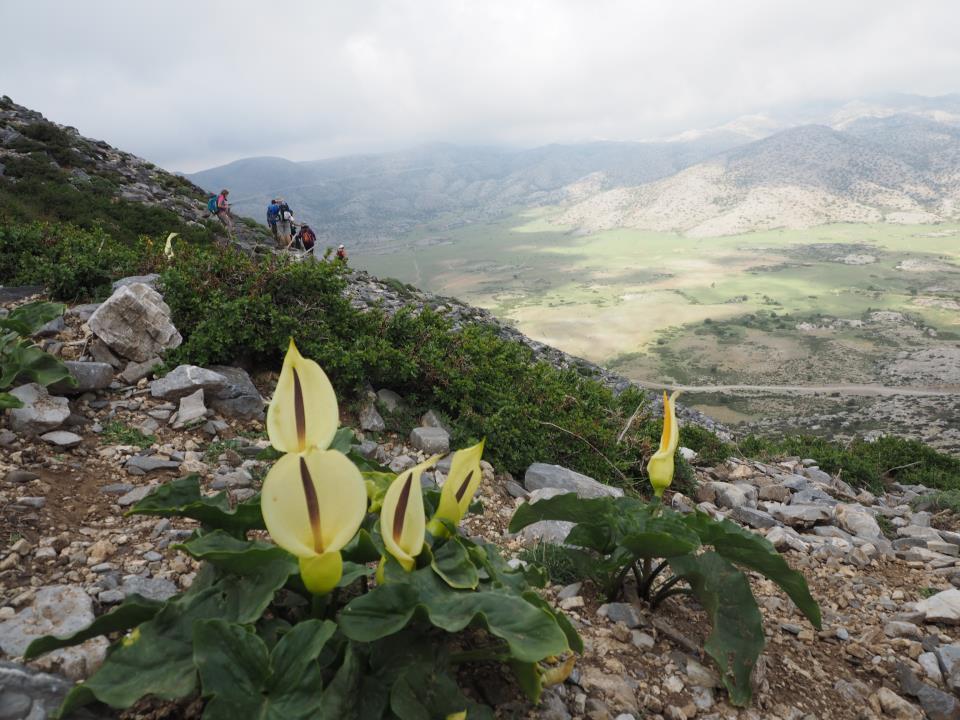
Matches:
[[215, 189, 234, 233]]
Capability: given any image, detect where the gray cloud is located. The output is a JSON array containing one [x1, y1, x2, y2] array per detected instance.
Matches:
[[2, 0, 959, 171]]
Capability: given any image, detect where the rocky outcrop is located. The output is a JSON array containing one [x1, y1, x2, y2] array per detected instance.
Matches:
[[88, 283, 182, 362], [6, 384, 70, 435]]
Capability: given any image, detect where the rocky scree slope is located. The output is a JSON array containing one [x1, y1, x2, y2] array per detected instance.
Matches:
[[3, 280, 960, 719], [0, 97, 268, 250]]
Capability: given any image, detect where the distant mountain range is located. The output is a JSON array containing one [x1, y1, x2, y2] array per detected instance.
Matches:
[[188, 93, 960, 244]]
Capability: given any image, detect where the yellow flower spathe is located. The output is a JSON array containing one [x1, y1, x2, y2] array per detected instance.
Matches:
[[266, 338, 338, 454], [260, 339, 366, 594], [427, 440, 485, 538], [380, 455, 440, 571], [646, 390, 680, 498]]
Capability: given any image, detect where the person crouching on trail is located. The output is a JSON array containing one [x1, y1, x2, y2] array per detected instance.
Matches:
[[291, 224, 317, 255], [266, 199, 280, 245], [335, 244, 348, 263], [215, 189, 234, 233], [276, 199, 294, 247]]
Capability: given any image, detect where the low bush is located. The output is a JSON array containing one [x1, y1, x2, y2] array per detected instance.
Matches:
[[738, 434, 960, 492]]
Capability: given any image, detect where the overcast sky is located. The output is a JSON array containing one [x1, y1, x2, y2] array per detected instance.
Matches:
[[3, 1, 959, 172]]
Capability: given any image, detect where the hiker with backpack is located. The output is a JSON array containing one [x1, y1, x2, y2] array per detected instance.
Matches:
[[276, 199, 294, 247], [266, 199, 281, 245], [290, 223, 317, 255], [208, 189, 234, 234], [335, 244, 348, 263]]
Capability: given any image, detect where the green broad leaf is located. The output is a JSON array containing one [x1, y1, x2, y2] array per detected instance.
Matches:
[[349, 448, 389, 473], [342, 528, 382, 564], [431, 538, 479, 589], [330, 427, 355, 453], [363, 470, 395, 513], [508, 660, 543, 703], [340, 566, 569, 663], [318, 641, 363, 720], [0, 392, 23, 409], [683, 512, 821, 629], [338, 561, 374, 588], [618, 513, 701, 559], [257, 445, 284, 461], [56, 556, 303, 719], [6, 343, 74, 388], [174, 530, 296, 577], [668, 551, 765, 707], [194, 618, 337, 720], [25, 594, 163, 659], [508, 492, 619, 535], [522, 591, 584, 654], [0, 301, 65, 335], [391, 663, 493, 720], [470, 542, 533, 595], [127, 475, 265, 535]]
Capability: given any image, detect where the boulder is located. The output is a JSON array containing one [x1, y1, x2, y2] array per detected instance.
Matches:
[[421, 410, 451, 432], [172, 389, 207, 428], [515, 487, 576, 545], [48, 361, 114, 394], [6, 384, 70, 435], [0, 586, 107, 680], [376, 389, 402, 412], [770, 503, 833, 528], [39, 430, 83, 448], [149, 365, 227, 401], [524, 463, 623, 499], [698, 481, 750, 509], [410, 426, 450, 455], [835, 503, 882, 540], [917, 589, 960, 625], [0, 661, 107, 719], [88, 283, 182, 362], [359, 403, 385, 432], [111, 274, 159, 291], [729, 506, 778, 529], [207, 366, 265, 420], [119, 356, 163, 385]]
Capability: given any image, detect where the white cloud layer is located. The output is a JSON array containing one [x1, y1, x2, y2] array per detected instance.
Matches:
[[2, 0, 959, 171]]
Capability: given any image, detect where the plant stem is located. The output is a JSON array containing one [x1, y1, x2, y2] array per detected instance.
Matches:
[[639, 560, 668, 600], [651, 587, 693, 610], [450, 647, 510, 664]]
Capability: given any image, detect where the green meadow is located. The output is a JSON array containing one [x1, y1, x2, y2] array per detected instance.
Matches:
[[352, 212, 960, 394]]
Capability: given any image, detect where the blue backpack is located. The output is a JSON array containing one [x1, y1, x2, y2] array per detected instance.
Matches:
[[207, 195, 218, 214]]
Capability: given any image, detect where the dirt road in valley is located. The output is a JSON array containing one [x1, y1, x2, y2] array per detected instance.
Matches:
[[633, 381, 960, 397]]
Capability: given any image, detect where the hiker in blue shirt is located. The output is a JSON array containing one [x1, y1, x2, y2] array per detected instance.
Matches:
[[266, 199, 280, 246]]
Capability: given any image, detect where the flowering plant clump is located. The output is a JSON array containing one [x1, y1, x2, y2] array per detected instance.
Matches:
[[31, 341, 579, 720], [509, 392, 821, 706]]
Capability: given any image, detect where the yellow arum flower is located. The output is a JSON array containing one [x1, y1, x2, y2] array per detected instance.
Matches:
[[426, 440, 485, 538], [260, 339, 366, 594], [266, 338, 338, 454], [646, 390, 680, 498], [262, 448, 367, 594], [163, 232, 177, 260], [446, 713, 467, 720], [380, 456, 440, 571]]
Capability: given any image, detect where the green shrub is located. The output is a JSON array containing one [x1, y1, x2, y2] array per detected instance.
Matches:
[[680, 424, 732, 466], [0, 223, 159, 300], [738, 434, 960, 492]]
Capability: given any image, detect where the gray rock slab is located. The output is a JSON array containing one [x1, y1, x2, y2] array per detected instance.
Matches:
[[376, 389, 402, 412], [409, 426, 450, 455], [835, 504, 882, 540], [0, 661, 107, 719], [172, 388, 206, 428], [66, 303, 102, 322], [359, 403, 385, 432], [125, 455, 180, 474], [729, 506, 778, 529], [117, 485, 153, 507], [207, 365, 265, 420], [47, 361, 114, 394], [803, 467, 833, 483], [150, 365, 227, 401], [770, 503, 833, 528], [39, 431, 83, 448], [111, 274, 159, 291], [918, 590, 960, 625], [119, 575, 177, 602], [88, 283, 182, 362], [7, 384, 70, 435], [524, 462, 623, 499], [599, 602, 644, 628], [119, 356, 162, 385], [421, 410, 451, 432], [515, 487, 576, 545]]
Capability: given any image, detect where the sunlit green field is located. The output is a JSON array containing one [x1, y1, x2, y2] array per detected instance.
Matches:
[[353, 212, 960, 377]]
